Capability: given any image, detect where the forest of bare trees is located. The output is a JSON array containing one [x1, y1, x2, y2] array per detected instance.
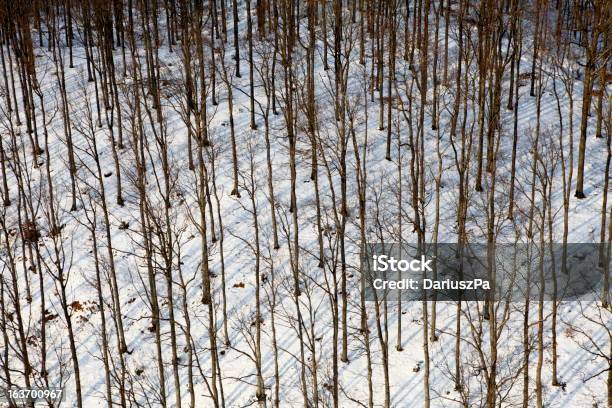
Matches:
[[0, 0, 610, 406]]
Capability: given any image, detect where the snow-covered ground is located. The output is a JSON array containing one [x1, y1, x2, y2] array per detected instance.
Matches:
[[0, 4, 609, 408]]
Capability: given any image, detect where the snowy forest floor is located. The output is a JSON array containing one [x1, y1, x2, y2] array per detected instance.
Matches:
[[0, 2, 610, 408]]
